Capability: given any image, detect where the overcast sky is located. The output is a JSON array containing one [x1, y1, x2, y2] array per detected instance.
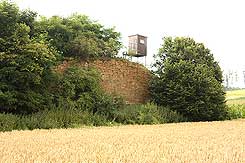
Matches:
[[14, 0, 245, 72]]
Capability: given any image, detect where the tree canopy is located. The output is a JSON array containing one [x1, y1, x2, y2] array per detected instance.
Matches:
[[0, 1, 122, 114], [0, 1, 58, 113], [34, 14, 122, 59], [150, 37, 227, 121]]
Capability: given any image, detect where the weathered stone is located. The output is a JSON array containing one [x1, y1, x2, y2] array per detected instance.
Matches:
[[58, 59, 151, 104]]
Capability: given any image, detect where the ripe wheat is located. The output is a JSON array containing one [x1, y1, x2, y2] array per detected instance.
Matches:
[[0, 120, 244, 162]]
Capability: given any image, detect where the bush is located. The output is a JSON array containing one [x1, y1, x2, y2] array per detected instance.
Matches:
[[55, 66, 102, 112], [0, 103, 189, 132], [158, 106, 188, 123], [0, 113, 20, 131], [0, 108, 111, 132], [113, 103, 156, 124], [114, 103, 186, 125], [93, 94, 125, 121], [150, 37, 227, 121], [37, 108, 87, 129], [53, 66, 124, 116], [227, 104, 245, 119]]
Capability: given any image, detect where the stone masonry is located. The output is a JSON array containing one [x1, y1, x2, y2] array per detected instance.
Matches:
[[58, 59, 151, 104]]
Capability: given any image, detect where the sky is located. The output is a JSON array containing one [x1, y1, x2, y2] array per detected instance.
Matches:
[[13, 0, 245, 74]]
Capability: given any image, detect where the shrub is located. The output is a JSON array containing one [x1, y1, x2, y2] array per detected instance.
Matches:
[[0, 113, 20, 131], [53, 66, 124, 115], [37, 108, 85, 129], [114, 103, 186, 125], [0, 108, 111, 132], [227, 104, 245, 119], [54, 66, 101, 111], [94, 94, 125, 121], [158, 106, 188, 123], [90, 113, 110, 126], [0, 103, 189, 132], [113, 104, 152, 124], [150, 37, 227, 121]]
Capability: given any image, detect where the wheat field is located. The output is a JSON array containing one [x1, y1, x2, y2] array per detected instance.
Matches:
[[0, 120, 244, 163]]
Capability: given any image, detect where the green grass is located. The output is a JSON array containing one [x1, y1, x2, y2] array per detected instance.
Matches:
[[227, 104, 245, 119], [226, 89, 245, 105]]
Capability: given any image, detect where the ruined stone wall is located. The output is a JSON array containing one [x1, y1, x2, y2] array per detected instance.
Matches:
[[58, 59, 151, 104], [88, 59, 151, 104]]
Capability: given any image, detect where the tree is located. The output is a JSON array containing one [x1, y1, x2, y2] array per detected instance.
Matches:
[[34, 14, 122, 59], [0, 1, 58, 114], [150, 37, 227, 121]]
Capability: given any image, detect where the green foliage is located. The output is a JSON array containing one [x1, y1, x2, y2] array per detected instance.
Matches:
[[227, 104, 245, 119], [157, 106, 188, 123], [113, 104, 155, 124], [114, 103, 186, 124], [0, 113, 20, 131], [1, 2, 206, 133], [0, 1, 38, 53], [69, 36, 103, 59], [19, 9, 37, 37], [34, 108, 92, 129], [0, 1, 123, 116], [56, 66, 101, 106], [0, 108, 111, 132], [34, 14, 122, 59], [39, 65, 125, 125], [0, 103, 188, 132], [0, 1, 58, 114], [53, 66, 123, 115], [93, 95, 125, 121], [0, 1, 19, 41], [150, 37, 227, 121]]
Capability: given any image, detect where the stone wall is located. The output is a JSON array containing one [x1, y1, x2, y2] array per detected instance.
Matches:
[[59, 59, 151, 104]]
